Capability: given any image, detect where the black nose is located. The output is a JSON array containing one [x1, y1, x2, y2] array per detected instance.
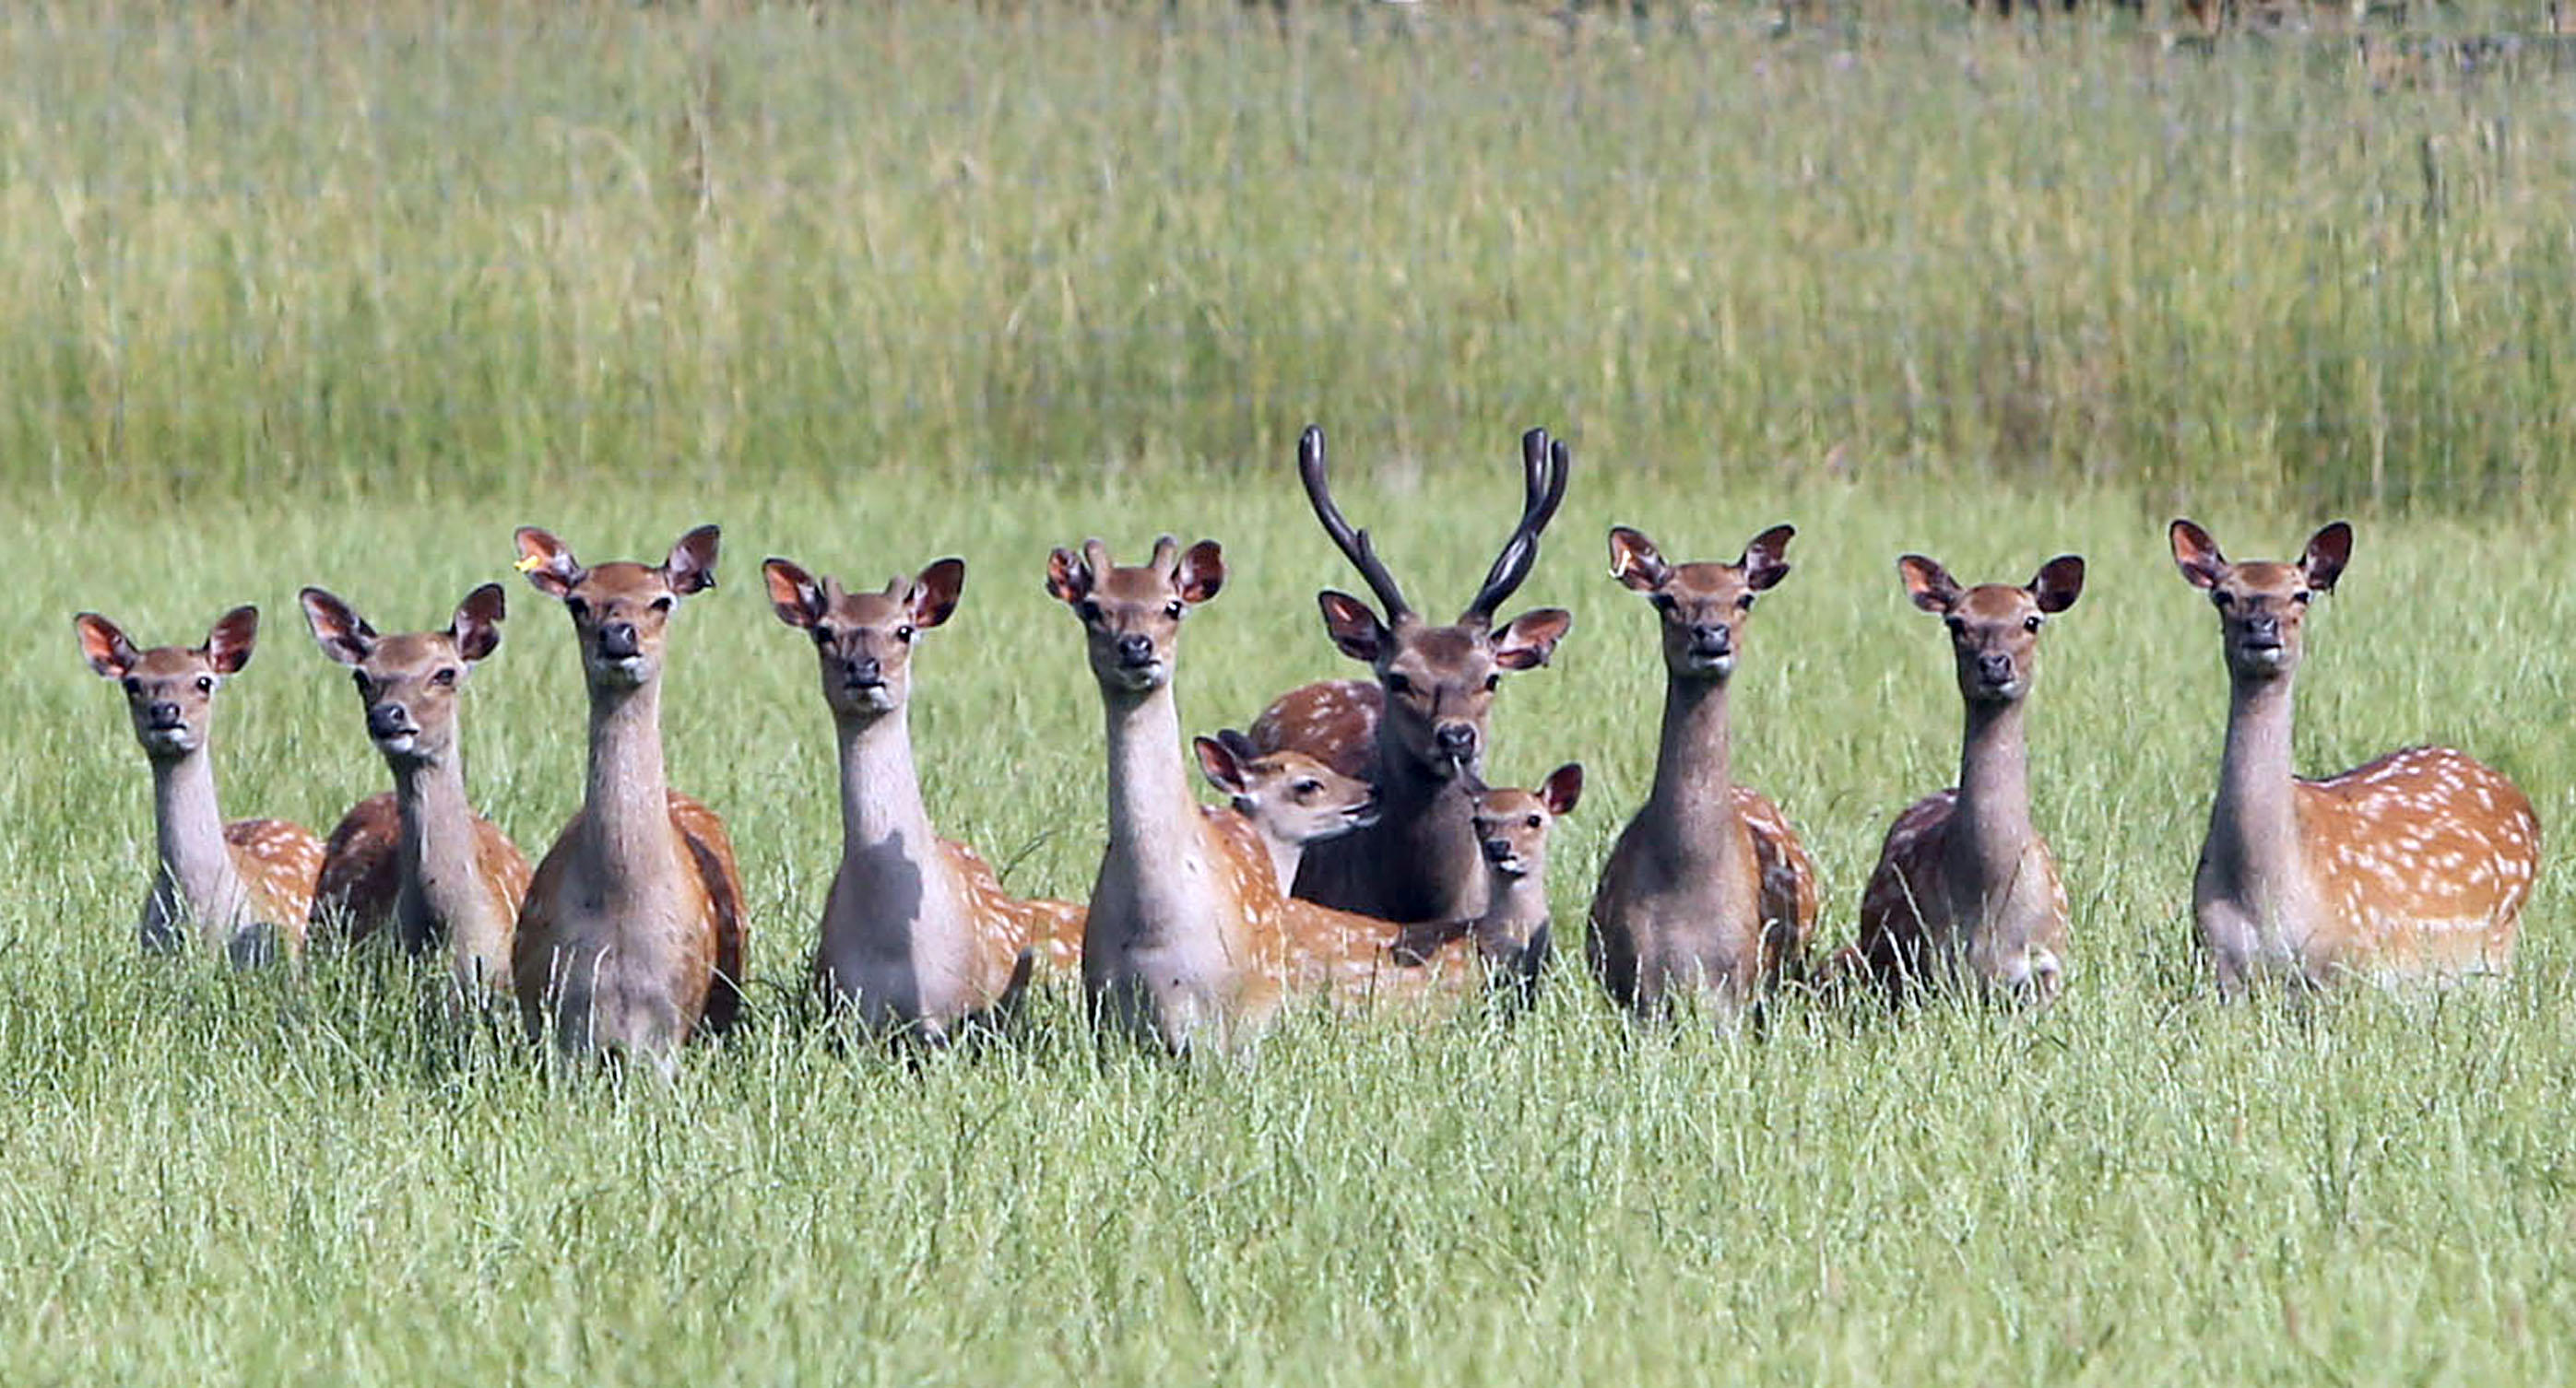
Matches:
[[366, 703, 412, 738], [2244, 616, 2280, 642], [1483, 837, 1512, 860], [598, 622, 640, 658], [1689, 623, 1732, 654], [147, 701, 182, 727], [1116, 633, 1155, 665], [1434, 723, 1476, 757], [1976, 653, 2014, 686], [843, 657, 882, 688]]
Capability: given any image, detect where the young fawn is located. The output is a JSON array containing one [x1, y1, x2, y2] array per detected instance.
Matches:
[[1253, 427, 1573, 924], [1586, 525, 1820, 1019], [76, 606, 324, 965], [1852, 555, 2085, 1003], [762, 553, 1085, 1040], [301, 583, 531, 999], [1051, 536, 1494, 1052], [2171, 520, 2537, 991], [512, 524, 749, 1061], [1396, 763, 1581, 1001], [1192, 729, 1380, 893]]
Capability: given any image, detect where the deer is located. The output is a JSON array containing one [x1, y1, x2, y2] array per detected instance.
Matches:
[[75, 606, 325, 966], [1251, 426, 1573, 926], [1049, 535, 1505, 1052], [1395, 763, 1581, 1005], [300, 583, 532, 999], [762, 553, 1085, 1041], [511, 524, 750, 1061], [1851, 554, 2085, 1004], [2169, 520, 2538, 993], [1191, 729, 1380, 893], [1585, 524, 1821, 1019]]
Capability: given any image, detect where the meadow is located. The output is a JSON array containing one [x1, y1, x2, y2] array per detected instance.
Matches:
[[5, 3, 2576, 1384]]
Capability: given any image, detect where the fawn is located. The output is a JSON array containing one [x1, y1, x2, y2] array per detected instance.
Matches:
[[1192, 729, 1380, 893], [1396, 763, 1581, 1003]]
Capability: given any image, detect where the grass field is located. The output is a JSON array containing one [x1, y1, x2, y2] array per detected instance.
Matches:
[[6, 4, 2576, 1385]]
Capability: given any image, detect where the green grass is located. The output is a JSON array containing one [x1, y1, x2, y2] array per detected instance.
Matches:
[[6, 4, 2576, 1384]]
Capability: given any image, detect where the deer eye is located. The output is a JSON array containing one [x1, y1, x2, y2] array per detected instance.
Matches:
[[649, 595, 675, 614], [194, 676, 214, 694], [1076, 600, 1103, 625], [1944, 616, 1965, 636], [2210, 590, 2232, 609], [1737, 594, 1756, 611], [349, 671, 371, 695], [1483, 674, 1500, 692], [2292, 591, 2313, 606], [565, 597, 591, 621], [1525, 815, 1542, 829], [1385, 673, 1414, 697], [122, 676, 142, 697], [811, 624, 833, 646], [432, 667, 460, 687], [895, 625, 916, 644], [1292, 780, 1320, 800], [2023, 615, 2043, 633], [1164, 601, 1185, 620], [1648, 594, 1676, 614]]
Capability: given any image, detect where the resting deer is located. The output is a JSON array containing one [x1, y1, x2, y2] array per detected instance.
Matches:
[[1192, 729, 1379, 893], [1853, 555, 2084, 1003], [76, 606, 324, 965], [1586, 524, 1820, 1018], [762, 553, 1085, 1040], [1253, 426, 1572, 924], [301, 584, 532, 999], [513, 524, 749, 1060], [1397, 763, 1580, 1003], [2170, 520, 2537, 991], [1050, 535, 1495, 1052]]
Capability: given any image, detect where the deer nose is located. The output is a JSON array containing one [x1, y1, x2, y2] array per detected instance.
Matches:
[[366, 703, 414, 739], [2243, 615, 2281, 644], [1482, 837, 1513, 862], [598, 622, 641, 658], [843, 656, 882, 688], [1689, 623, 1732, 654], [146, 701, 183, 727], [1434, 723, 1477, 757], [1115, 633, 1155, 666], [1976, 653, 2015, 686]]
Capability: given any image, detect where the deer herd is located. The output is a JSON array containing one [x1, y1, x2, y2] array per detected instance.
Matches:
[[72, 427, 2541, 1062]]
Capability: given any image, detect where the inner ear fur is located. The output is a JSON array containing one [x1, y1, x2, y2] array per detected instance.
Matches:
[[76, 613, 140, 679], [762, 558, 827, 629], [2168, 519, 2227, 591], [1492, 607, 1571, 671], [451, 583, 507, 663], [2029, 555, 2086, 614], [1191, 735, 1247, 794], [908, 558, 967, 629], [1539, 762, 1584, 818], [1607, 526, 1669, 593], [299, 587, 379, 665], [1317, 591, 1387, 664], [1897, 555, 1962, 615]]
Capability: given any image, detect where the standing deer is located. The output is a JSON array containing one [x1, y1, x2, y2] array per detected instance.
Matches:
[[1586, 524, 1820, 1018], [1050, 535, 1496, 1052], [76, 606, 324, 965], [2170, 520, 2537, 991], [301, 584, 532, 999], [762, 553, 1085, 1040], [1192, 729, 1379, 893], [1853, 554, 2085, 1003], [512, 524, 749, 1061], [1253, 427, 1573, 924], [1396, 763, 1581, 1003]]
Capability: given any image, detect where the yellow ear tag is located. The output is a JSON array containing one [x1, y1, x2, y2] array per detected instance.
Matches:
[[514, 554, 546, 572]]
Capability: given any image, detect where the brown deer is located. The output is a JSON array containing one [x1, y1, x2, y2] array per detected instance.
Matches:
[[2170, 520, 2537, 991], [1852, 555, 2085, 1003], [1396, 763, 1581, 1002], [762, 553, 1084, 1040], [1191, 729, 1379, 893], [301, 584, 532, 999], [1586, 524, 1820, 1018], [1049, 535, 1496, 1052], [76, 606, 325, 965], [1253, 427, 1573, 924], [512, 524, 749, 1061]]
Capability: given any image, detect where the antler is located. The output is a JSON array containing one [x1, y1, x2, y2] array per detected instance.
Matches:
[[1459, 428, 1572, 626], [1297, 426, 1412, 622]]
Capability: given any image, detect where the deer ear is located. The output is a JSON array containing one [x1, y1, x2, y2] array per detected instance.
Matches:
[[299, 587, 378, 665], [1741, 524, 1796, 592], [1192, 735, 1248, 795], [664, 523, 720, 595], [1897, 555, 1962, 615], [514, 527, 585, 598], [76, 613, 140, 679], [1216, 727, 1261, 761], [1318, 591, 1386, 663], [1492, 607, 1572, 671], [762, 559, 825, 629], [1045, 547, 1093, 604], [204, 606, 260, 676], [2169, 519, 2227, 591], [2029, 556, 2086, 615], [1539, 762, 1584, 818], [907, 558, 966, 629], [450, 583, 507, 663], [2302, 522, 2352, 593], [1607, 526, 1669, 593], [1176, 540, 1225, 606]]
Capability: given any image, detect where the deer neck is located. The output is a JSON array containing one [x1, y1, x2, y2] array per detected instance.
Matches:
[[1367, 721, 1485, 920], [1643, 674, 1741, 864], [1101, 682, 1237, 948], [390, 750, 502, 953], [1944, 698, 2038, 899], [1473, 865, 1552, 955], [579, 680, 679, 890], [149, 747, 252, 928], [2207, 676, 2305, 902], [1257, 827, 1302, 896], [833, 707, 942, 888]]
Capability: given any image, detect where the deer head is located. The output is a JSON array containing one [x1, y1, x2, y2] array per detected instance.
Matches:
[[1298, 426, 1572, 777], [514, 524, 720, 691], [1897, 554, 2084, 704], [1046, 535, 1225, 694], [300, 584, 507, 765], [2170, 520, 2349, 682], [76, 607, 261, 760], [1607, 523, 1795, 680], [1471, 762, 1583, 881], [1194, 728, 1380, 845], [763, 555, 965, 720]]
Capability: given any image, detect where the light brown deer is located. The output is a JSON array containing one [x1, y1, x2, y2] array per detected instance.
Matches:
[[1853, 554, 2085, 1003], [76, 606, 324, 965], [1586, 525, 1820, 1018], [2171, 520, 2537, 991], [1253, 427, 1572, 924], [762, 553, 1084, 1040], [301, 584, 532, 998], [1050, 535, 1496, 1052], [512, 524, 749, 1060], [1191, 729, 1379, 893], [1396, 763, 1580, 1003]]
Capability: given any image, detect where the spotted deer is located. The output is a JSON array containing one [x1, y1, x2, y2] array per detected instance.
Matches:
[[762, 553, 1085, 1040], [1586, 525, 1820, 1018], [1192, 729, 1379, 893], [301, 584, 532, 999], [76, 606, 325, 965], [1252, 426, 1572, 925], [1049, 535, 1494, 1052], [2171, 520, 2537, 992], [1853, 555, 2085, 1004], [512, 524, 749, 1060], [1396, 763, 1580, 1003]]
